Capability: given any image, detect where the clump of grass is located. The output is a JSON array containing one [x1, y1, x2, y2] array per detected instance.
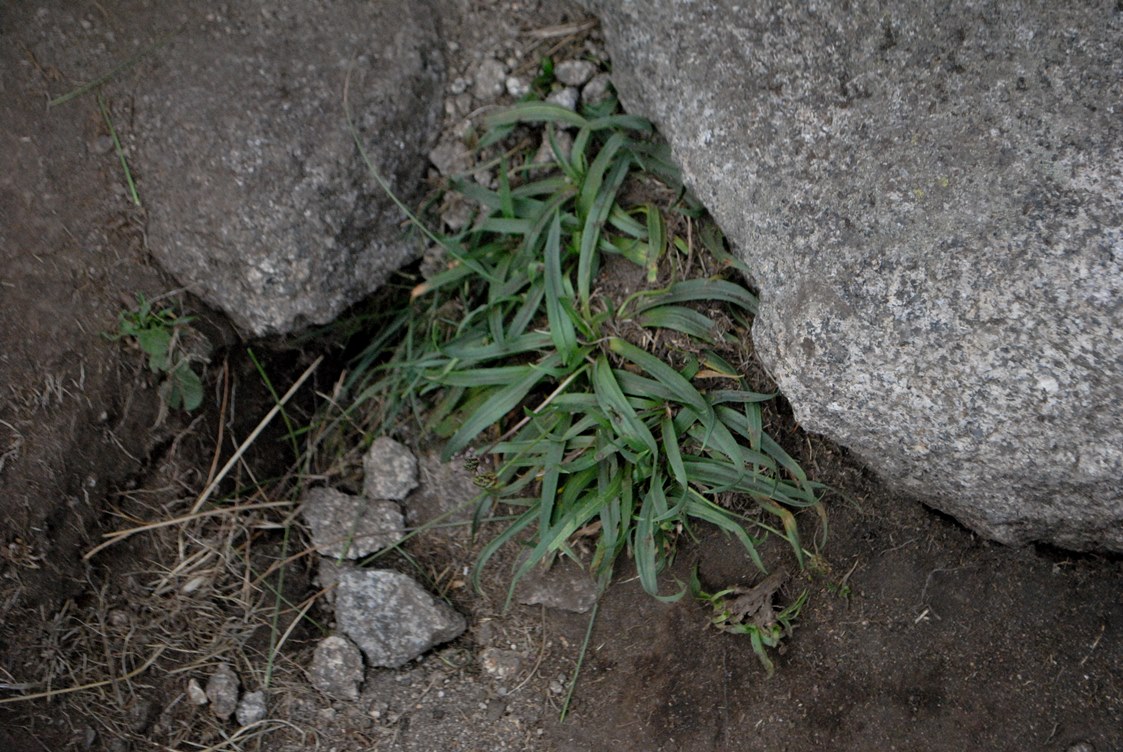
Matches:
[[344, 90, 825, 606]]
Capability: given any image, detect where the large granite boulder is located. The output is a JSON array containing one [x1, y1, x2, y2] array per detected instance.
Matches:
[[585, 1, 1123, 550], [136, 0, 444, 335]]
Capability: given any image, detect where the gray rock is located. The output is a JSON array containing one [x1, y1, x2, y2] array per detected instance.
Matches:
[[554, 60, 597, 87], [585, 0, 1123, 551], [235, 690, 267, 727], [335, 568, 466, 668], [301, 487, 404, 559], [515, 555, 599, 614], [545, 87, 580, 112], [478, 647, 522, 680], [404, 450, 480, 529], [429, 134, 473, 178], [205, 663, 239, 720], [135, 0, 444, 335], [580, 73, 613, 107], [309, 635, 365, 700], [532, 131, 575, 168], [362, 437, 419, 501], [505, 76, 530, 98], [474, 57, 508, 100], [186, 678, 208, 706]]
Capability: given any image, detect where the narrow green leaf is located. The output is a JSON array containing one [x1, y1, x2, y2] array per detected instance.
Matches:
[[760, 432, 810, 487], [443, 331, 553, 361], [585, 114, 654, 134], [606, 205, 647, 238], [758, 498, 805, 568], [661, 416, 687, 489], [578, 132, 627, 218], [709, 390, 774, 405], [498, 156, 514, 218], [634, 476, 685, 601], [592, 357, 659, 456], [614, 371, 679, 402], [645, 205, 665, 282], [635, 305, 718, 342], [538, 413, 570, 537], [444, 353, 561, 457], [577, 155, 631, 313], [485, 102, 590, 131], [607, 337, 713, 423], [636, 278, 759, 314], [437, 364, 547, 387], [544, 211, 579, 365]]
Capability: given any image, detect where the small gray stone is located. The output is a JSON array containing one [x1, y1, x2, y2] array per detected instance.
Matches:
[[87, 135, 114, 155], [186, 677, 208, 705], [309, 635, 365, 701], [515, 555, 599, 613], [505, 76, 530, 98], [473, 58, 508, 100], [485, 697, 507, 721], [580, 73, 612, 107], [554, 60, 596, 87], [1067, 743, 1096, 752], [404, 450, 481, 529], [479, 647, 522, 680], [362, 437, 419, 501], [301, 487, 404, 559], [440, 192, 476, 231], [235, 690, 266, 727], [545, 87, 580, 111], [429, 134, 472, 177], [532, 131, 574, 168], [335, 568, 466, 668], [205, 663, 239, 720]]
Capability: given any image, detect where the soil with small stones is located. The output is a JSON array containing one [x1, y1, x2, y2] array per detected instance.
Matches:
[[2, 2, 1120, 752]]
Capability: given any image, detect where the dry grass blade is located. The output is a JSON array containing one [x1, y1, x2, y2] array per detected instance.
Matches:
[[190, 355, 322, 514], [0, 647, 165, 705], [83, 500, 294, 560]]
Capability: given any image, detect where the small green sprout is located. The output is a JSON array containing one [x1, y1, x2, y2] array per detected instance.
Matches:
[[111, 294, 204, 412]]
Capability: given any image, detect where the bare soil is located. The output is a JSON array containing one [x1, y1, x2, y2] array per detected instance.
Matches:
[[1, 2, 1120, 752]]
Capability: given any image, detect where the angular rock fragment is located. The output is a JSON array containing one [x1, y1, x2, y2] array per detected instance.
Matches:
[[186, 678, 208, 706], [301, 487, 404, 559], [335, 568, 465, 668], [515, 556, 599, 614], [479, 647, 522, 680], [362, 437, 419, 501], [205, 663, 239, 720], [235, 691, 266, 726], [555, 60, 597, 87], [309, 635, 366, 701], [403, 450, 480, 529]]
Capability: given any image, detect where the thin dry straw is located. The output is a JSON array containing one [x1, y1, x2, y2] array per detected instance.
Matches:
[[0, 647, 165, 705], [189, 355, 323, 515], [83, 500, 295, 560]]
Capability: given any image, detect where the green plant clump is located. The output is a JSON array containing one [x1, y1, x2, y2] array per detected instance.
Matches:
[[111, 294, 204, 411], [347, 94, 825, 607]]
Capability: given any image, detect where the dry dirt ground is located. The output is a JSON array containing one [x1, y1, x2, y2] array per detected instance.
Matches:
[[2, 2, 1121, 752]]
